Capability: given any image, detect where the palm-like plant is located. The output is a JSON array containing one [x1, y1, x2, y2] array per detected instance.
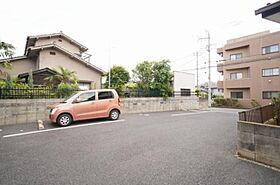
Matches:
[[44, 66, 77, 87], [54, 66, 77, 84]]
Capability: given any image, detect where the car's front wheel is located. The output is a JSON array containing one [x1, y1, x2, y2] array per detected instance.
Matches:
[[57, 113, 72, 127], [109, 109, 120, 120]]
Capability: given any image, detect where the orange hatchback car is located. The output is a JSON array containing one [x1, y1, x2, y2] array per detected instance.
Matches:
[[49, 89, 121, 126]]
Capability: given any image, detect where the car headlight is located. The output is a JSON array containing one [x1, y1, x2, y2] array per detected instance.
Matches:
[[50, 108, 58, 115]]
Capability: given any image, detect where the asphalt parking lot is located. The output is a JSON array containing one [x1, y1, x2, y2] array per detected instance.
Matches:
[[0, 109, 279, 185]]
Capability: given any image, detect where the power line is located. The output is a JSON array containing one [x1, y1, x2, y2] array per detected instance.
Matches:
[[178, 53, 279, 72]]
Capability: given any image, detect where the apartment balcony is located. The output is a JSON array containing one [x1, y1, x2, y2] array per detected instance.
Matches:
[[217, 63, 223, 73], [224, 78, 251, 89], [217, 80, 223, 89]]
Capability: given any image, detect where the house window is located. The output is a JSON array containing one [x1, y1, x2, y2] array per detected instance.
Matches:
[[231, 92, 243, 99], [262, 91, 279, 99], [262, 68, 279, 77], [230, 53, 242, 61], [180, 88, 191, 96], [50, 51, 56, 55], [230, 72, 243, 80], [262, 44, 279, 55], [98, 91, 114, 100]]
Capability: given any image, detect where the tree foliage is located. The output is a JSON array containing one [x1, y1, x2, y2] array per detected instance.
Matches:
[[132, 60, 173, 98], [132, 61, 153, 90], [27, 71, 33, 88], [44, 66, 78, 87], [0, 41, 15, 78], [105, 65, 130, 93], [152, 60, 173, 97], [0, 41, 15, 58]]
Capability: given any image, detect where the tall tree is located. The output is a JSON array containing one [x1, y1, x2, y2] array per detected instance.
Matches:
[[152, 60, 173, 97], [132, 60, 173, 97], [132, 61, 153, 90], [105, 65, 130, 92]]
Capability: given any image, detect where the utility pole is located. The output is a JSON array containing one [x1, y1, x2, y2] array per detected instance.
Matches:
[[199, 31, 211, 107], [196, 52, 199, 88], [108, 46, 111, 88]]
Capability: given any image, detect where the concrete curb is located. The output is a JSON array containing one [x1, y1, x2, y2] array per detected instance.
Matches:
[[235, 154, 280, 173]]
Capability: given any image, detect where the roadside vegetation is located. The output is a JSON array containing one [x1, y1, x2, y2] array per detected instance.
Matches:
[[271, 93, 280, 125], [106, 60, 173, 98], [212, 97, 242, 108]]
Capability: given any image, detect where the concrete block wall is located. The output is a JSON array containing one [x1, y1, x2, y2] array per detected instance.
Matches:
[[237, 121, 280, 169], [0, 96, 201, 125], [0, 99, 62, 125], [121, 96, 200, 113]]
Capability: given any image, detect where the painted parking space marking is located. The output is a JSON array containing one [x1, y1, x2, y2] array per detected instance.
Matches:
[[139, 114, 150, 116], [3, 119, 125, 138], [171, 110, 239, 117], [171, 111, 209, 117], [0, 129, 2, 132]]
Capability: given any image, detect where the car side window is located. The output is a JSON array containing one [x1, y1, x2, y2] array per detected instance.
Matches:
[[78, 92, 96, 102], [98, 91, 114, 100]]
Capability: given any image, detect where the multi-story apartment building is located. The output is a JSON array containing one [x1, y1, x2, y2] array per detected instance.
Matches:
[[217, 31, 280, 108]]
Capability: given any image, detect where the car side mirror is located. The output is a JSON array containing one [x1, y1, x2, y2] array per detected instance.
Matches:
[[73, 98, 81, 104]]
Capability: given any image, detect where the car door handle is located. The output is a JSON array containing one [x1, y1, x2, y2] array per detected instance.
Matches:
[[109, 100, 112, 102], [91, 102, 95, 104]]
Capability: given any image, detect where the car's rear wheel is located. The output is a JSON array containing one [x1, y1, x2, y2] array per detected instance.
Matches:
[[57, 113, 72, 127], [109, 109, 119, 120]]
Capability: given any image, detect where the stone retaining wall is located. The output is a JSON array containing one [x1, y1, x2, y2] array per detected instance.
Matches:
[[0, 96, 201, 125], [121, 96, 199, 113], [0, 99, 61, 126], [237, 121, 280, 169]]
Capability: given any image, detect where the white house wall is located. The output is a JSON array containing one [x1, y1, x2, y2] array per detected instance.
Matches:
[[173, 71, 195, 92]]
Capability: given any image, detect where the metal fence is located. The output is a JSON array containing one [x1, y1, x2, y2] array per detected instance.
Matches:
[[0, 88, 197, 99], [119, 90, 196, 98], [0, 87, 55, 99], [239, 104, 274, 123]]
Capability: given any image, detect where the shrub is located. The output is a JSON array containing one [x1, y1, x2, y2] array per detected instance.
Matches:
[[251, 99, 261, 108], [272, 93, 280, 125], [56, 83, 79, 98], [212, 97, 242, 108]]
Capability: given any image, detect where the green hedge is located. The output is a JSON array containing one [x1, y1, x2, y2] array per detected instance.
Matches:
[[212, 97, 242, 108]]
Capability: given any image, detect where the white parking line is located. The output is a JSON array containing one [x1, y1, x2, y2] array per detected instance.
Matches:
[[210, 111, 238, 114], [0, 129, 2, 132], [171, 111, 209, 117], [3, 119, 125, 138]]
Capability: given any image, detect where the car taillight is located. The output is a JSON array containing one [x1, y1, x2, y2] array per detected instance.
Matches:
[[118, 97, 120, 106]]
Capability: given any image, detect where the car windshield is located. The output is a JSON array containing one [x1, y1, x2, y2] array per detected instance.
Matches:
[[63, 91, 81, 103]]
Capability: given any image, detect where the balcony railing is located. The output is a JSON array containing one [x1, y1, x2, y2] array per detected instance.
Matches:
[[224, 78, 251, 88]]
